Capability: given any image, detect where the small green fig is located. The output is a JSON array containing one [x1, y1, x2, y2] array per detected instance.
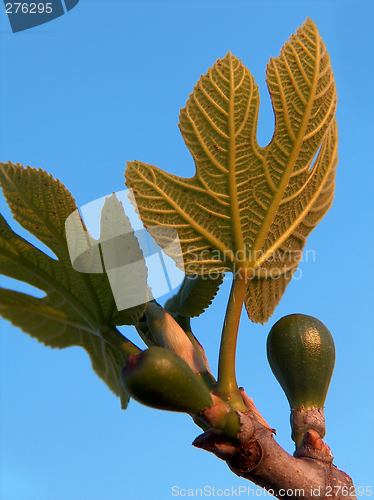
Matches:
[[121, 347, 213, 414], [267, 314, 335, 411]]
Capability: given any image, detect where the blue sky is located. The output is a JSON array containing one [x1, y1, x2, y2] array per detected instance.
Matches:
[[1, 1, 373, 499]]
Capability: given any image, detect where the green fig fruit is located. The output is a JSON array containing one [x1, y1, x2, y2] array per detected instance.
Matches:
[[267, 314, 335, 411], [121, 347, 213, 414]]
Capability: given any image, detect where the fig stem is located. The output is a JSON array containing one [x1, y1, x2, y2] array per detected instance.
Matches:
[[100, 325, 142, 358], [214, 270, 248, 412]]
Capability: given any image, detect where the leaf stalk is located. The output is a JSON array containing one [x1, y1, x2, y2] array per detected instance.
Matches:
[[100, 326, 142, 358], [214, 269, 248, 411]]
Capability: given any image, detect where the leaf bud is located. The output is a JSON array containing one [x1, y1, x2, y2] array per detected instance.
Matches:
[[145, 303, 209, 374]]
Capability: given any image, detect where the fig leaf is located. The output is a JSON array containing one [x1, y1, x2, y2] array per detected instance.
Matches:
[[126, 18, 337, 324], [0, 162, 148, 408]]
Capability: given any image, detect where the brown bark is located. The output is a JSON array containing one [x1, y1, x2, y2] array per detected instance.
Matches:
[[193, 407, 355, 500]]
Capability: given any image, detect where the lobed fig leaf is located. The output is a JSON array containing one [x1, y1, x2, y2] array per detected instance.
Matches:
[[0, 162, 147, 408], [125, 18, 337, 324]]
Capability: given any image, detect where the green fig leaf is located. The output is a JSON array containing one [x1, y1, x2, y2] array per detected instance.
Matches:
[[125, 18, 337, 323], [165, 273, 224, 318], [0, 162, 148, 408]]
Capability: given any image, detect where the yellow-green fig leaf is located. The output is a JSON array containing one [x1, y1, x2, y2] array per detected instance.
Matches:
[[126, 18, 337, 324]]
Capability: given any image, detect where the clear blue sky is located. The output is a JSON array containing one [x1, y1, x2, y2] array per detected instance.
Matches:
[[1, 1, 373, 499]]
